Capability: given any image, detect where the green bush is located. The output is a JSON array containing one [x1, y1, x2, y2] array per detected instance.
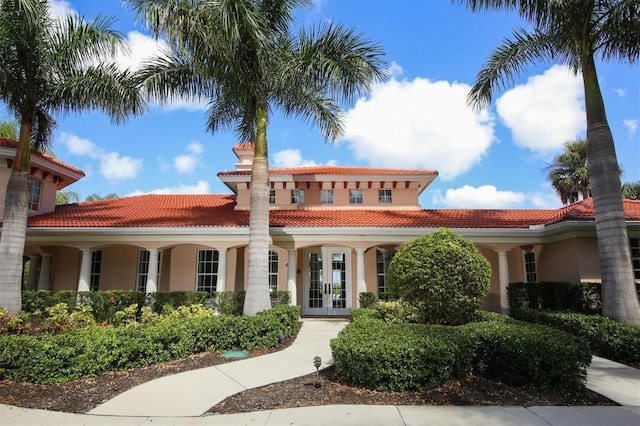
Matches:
[[330, 314, 591, 393], [358, 292, 377, 309], [330, 317, 475, 392], [463, 319, 591, 392], [508, 282, 602, 314], [0, 305, 300, 384], [270, 291, 291, 307], [376, 300, 420, 323], [147, 291, 209, 313], [512, 308, 640, 366], [387, 229, 491, 325]]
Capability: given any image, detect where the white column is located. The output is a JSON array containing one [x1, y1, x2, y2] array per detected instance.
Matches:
[[145, 248, 159, 294], [216, 248, 227, 292], [26, 256, 40, 290], [77, 249, 92, 292], [38, 254, 52, 290], [287, 249, 297, 306], [497, 249, 510, 315], [356, 248, 366, 307]]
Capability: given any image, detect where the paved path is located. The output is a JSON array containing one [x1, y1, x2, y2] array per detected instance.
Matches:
[[0, 318, 638, 425]]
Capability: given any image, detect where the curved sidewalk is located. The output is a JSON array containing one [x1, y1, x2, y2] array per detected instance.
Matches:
[[0, 319, 638, 425]]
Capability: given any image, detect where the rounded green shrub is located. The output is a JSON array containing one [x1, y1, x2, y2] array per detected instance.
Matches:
[[387, 228, 491, 325]]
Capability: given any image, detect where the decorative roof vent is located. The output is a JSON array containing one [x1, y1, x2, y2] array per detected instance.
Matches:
[[232, 143, 255, 171]]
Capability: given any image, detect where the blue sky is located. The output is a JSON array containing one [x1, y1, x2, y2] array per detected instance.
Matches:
[[5, 0, 639, 209]]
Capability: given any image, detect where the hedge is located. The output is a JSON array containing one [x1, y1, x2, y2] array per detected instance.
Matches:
[[0, 304, 300, 384], [508, 282, 603, 314], [512, 308, 640, 366], [330, 314, 591, 393]]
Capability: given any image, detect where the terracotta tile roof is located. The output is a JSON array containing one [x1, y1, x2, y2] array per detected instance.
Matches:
[[26, 195, 640, 230], [27, 194, 246, 228], [218, 166, 438, 177], [0, 137, 85, 176]]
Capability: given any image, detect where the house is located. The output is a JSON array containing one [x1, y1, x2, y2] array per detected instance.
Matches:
[[2, 138, 640, 316]]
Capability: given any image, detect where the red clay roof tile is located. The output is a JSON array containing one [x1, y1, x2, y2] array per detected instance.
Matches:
[[0, 137, 85, 176], [26, 195, 640, 230]]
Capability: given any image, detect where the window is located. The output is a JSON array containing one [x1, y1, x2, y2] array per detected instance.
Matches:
[[29, 178, 42, 211], [269, 189, 276, 204], [376, 248, 396, 294], [631, 238, 640, 282], [320, 189, 334, 204], [196, 249, 219, 296], [90, 250, 102, 291], [291, 189, 305, 204], [268, 250, 278, 292], [378, 189, 392, 204], [523, 249, 537, 283], [349, 189, 363, 204], [136, 250, 161, 292]]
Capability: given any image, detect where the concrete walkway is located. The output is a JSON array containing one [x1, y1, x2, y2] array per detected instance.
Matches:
[[0, 319, 639, 425]]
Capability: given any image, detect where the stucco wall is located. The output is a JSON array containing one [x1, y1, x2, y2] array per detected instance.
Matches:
[[98, 246, 139, 291], [51, 246, 80, 292], [538, 237, 600, 282]]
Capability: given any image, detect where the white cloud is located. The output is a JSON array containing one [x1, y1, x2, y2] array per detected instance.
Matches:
[[100, 153, 143, 182], [496, 65, 585, 153], [623, 119, 638, 136], [272, 149, 336, 167], [388, 61, 403, 79], [58, 132, 143, 183], [433, 185, 526, 208], [48, 0, 75, 20], [128, 180, 210, 196], [174, 142, 204, 173], [613, 88, 627, 97], [343, 77, 495, 180]]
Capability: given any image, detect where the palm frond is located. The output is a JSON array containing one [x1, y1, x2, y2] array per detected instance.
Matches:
[[468, 28, 554, 108]]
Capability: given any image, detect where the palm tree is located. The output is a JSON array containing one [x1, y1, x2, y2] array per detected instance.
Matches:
[[455, 0, 640, 324], [85, 193, 119, 201], [128, 0, 387, 315], [622, 181, 640, 200], [0, 119, 19, 139], [547, 139, 590, 205], [55, 191, 81, 205], [0, 0, 146, 314]]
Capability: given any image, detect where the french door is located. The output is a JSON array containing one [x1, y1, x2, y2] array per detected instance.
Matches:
[[303, 247, 352, 316]]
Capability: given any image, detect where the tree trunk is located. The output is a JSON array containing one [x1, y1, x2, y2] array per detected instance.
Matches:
[[582, 56, 640, 325], [0, 170, 29, 315], [243, 105, 272, 316]]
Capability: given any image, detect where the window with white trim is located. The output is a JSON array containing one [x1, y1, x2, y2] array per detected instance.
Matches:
[[196, 249, 218, 296], [268, 250, 278, 292], [378, 189, 392, 204], [522, 249, 537, 283], [29, 178, 42, 211], [291, 189, 305, 204], [269, 189, 276, 204], [320, 189, 334, 204], [349, 189, 363, 204], [90, 250, 102, 291], [136, 249, 161, 292], [631, 238, 640, 282], [376, 248, 396, 294]]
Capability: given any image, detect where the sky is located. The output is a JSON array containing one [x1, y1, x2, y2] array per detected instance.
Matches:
[[3, 0, 639, 209]]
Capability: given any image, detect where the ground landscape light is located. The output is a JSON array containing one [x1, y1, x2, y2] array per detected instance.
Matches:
[[313, 356, 322, 388]]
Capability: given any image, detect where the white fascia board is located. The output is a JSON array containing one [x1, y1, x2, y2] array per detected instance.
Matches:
[[26, 227, 249, 243]]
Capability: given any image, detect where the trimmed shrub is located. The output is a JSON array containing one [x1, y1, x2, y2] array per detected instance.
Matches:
[[331, 314, 591, 393], [270, 291, 291, 307], [463, 319, 591, 392], [376, 300, 420, 323], [512, 308, 640, 366], [508, 282, 602, 314], [0, 305, 300, 384], [387, 229, 491, 325], [148, 291, 209, 313], [330, 317, 475, 392]]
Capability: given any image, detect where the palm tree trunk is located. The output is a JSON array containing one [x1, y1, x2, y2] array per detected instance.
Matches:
[[0, 170, 29, 315], [243, 104, 272, 316], [582, 56, 640, 325]]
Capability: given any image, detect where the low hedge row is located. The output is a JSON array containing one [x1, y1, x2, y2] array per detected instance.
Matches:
[[508, 281, 603, 314], [512, 308, 640, 366], [331, 311, 591, 393], [21, 290, 292, 321], [0, 304, 300, 384]]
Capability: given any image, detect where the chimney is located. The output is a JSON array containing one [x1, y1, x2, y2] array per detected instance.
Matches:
[[232, 143, 255, 171]]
